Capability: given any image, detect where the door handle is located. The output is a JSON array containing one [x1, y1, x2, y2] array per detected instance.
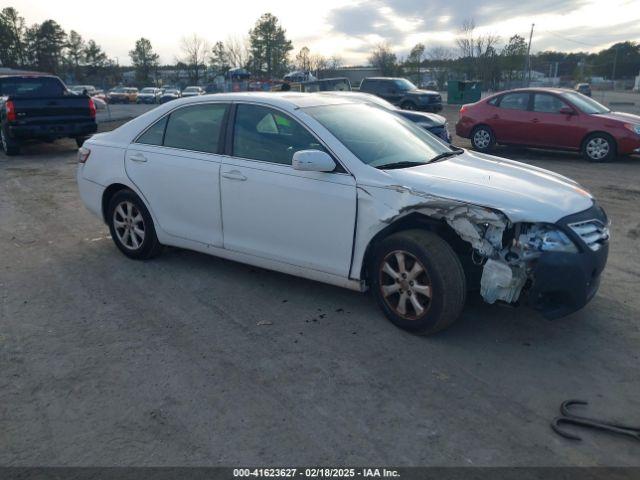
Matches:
[[532, 118, 540, 123], [221, 170, 247, 181], [491, 114, 499, 120], [129, 153, 147, 163]]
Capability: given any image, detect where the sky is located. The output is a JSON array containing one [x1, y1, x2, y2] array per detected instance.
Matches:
[[10, 0, 640, 66]]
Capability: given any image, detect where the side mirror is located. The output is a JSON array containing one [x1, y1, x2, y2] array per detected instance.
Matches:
[[292, 150, 336, 172], [559, 106, 575, 115]]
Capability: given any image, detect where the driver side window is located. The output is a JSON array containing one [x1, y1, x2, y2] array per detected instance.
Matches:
[[233, 104, 325, 165]]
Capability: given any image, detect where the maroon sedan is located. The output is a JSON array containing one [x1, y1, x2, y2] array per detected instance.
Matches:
[[456, 88, 640, 162]]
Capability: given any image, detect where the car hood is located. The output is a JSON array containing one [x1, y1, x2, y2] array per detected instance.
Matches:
[[380, 150, 594, 223], [397, 110, 446, 126], [594, 111, 640, 124], [407, 89, 439, 96]]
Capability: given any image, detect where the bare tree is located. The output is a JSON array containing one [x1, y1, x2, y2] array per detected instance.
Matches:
[[224, 35, 250, 68], [309, 53, 328, 73], [368, 43, 397, 76], [427, 45, 454, 61], [180, 34, 210, 84], [295, 46, 311, 71], [455, 19, 500, 79], [328, 55, 343, 70]]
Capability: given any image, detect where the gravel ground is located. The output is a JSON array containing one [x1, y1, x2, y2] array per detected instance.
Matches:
[[0, 105, 639, 466]]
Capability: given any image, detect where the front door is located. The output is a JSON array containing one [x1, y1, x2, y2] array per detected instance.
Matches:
[[530, 93, 584, 149], [125, 103, 228, 246], [220, 103, 357, 277]]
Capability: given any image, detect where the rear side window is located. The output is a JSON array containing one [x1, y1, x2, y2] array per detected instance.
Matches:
[[533, 94, 566, 113], [499, 93, 529, 110], [0, 76, 65, 97], [233, 104, 325, 165], [163, 104, 226, 153], [137, 116, 167, 146]]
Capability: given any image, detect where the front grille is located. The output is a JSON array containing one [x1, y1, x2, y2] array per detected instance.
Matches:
[[568, 219, 610, 251]]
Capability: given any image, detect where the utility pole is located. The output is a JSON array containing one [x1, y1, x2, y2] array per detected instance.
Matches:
[[612, 44, 619, 89], [525, 23, 535, 86]]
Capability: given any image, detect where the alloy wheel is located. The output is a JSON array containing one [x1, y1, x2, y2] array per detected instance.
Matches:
[[473, 129, 491, 149], [586, 137, 609, 160], [379, 250, 432, 320], [113, 201, 145, 250]]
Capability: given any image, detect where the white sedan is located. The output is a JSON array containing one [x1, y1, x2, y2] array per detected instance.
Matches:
[[77, 92, 609, 334]]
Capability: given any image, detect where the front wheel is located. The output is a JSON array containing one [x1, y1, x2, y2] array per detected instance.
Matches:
[[400, 101, 417, 111], [370, 230, 466, 335], [107, 190, 162, 260], [582, 133, 615, 162], [471, 125, 495, 152]]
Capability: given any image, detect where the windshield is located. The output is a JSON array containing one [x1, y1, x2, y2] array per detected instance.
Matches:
[[305, 103, 452, 168], [394, 78, 417, 92], [112, 87, 125, 93], [184, 87, 198, 92], [0, 77, 65, 97], [141, 88, 155, 93], [562, 92, 609, 114]]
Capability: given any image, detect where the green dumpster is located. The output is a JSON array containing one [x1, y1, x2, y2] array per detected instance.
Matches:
[[447, 80, 481, 104]]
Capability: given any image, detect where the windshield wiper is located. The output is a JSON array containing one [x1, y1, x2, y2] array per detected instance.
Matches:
[[375, 160, 428, 170], [428, 149, 464, 163]]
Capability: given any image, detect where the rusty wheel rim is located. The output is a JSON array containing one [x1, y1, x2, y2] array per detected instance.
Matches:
[[379, 250, 432, 320]]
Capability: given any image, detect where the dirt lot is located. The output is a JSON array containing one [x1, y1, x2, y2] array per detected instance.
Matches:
[[1, 105, 639, 466]]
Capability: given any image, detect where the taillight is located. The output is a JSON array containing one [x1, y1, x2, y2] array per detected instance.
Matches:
[[460, 105, 467, 115], [5, 100, 16, 122], [88, 98, 96, 118], [78, 147, 91, 164]]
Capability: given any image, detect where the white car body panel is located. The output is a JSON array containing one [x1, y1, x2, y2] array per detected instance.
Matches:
[[77, 92, 597, 298]]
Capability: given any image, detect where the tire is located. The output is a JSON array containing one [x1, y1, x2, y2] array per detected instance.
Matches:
[[370, 229, 466, 335], [582, 133, 616, 162], [400, 101, 417, 111], [75, 136, 88, 148], [470, 125, 495, 152], [107, 189, 162, 260], [1, 127, 20, 156]]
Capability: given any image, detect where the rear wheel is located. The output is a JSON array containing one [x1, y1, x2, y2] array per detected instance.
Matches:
[[471, 125, 495, 152], [582, 133, 615, 162], [1, 127, 20, 156], [75, 136, 88, 148], [107, 190, 162, 260], [370, 230, 466, 335]]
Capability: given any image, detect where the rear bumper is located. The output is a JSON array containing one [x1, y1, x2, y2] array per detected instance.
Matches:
[[8, 121, 97, 140], [77, 167, 105, 220]]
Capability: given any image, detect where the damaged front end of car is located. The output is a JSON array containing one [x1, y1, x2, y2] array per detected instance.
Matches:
[[356, 185, 609, 318]]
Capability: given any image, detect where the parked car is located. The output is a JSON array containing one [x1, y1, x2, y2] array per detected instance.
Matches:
[[160, 88, 181, 103], [575, 83, 592, 97], [456, 87, 640, 162], [320, 91, 450, 142], [420, 80, 438, 90], [302, 77, 352, 92], [69, 84, 97, 96], [181, 86, 205, 97], [137, 87, 162, 104], [359, 77, 443, 112], [77, 92, 609, 335], [107, 87, 138, 104], [1, 74, 97, 155]]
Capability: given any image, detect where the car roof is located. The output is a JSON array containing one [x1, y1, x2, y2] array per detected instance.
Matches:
[[494, 87, 576, 95], [163, 91, 359, 110]]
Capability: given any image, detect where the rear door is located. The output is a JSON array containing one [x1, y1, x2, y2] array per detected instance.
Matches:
[[125, 102, 228, 246], [220, 103, 357, 277], [530, 93, 584, 149], [491, 92, 534, 144]]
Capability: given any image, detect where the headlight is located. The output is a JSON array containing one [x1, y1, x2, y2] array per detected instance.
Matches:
[[624, 123, 640, 135], [518, 225, 578, 254], [539, 229, 578, 253]]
